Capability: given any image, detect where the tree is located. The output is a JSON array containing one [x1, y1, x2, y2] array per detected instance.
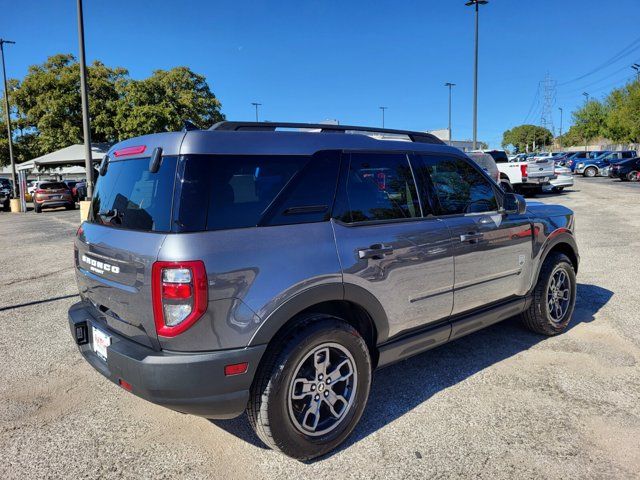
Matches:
[[502, 124, 553, 152], [115, 67, 224, 138]]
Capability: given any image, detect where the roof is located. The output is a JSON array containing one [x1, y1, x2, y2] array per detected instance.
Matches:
[[107, 122, 461, 159], [17, 143, 111, 171]]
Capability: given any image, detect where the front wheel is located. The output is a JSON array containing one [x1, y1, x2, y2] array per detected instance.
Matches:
[[628, 171, 639, 182], [584, 167, 597, 177], [521, 252, 576, 336], [248, 315, 371, 460]]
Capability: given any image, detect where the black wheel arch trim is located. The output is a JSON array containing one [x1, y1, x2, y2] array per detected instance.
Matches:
[[248, 282, 390, 347], [530, 230, 579, 295]]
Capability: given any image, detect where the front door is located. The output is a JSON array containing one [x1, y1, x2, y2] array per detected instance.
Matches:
[[332, 152, 454, 339], [413, 153, 534, 315]]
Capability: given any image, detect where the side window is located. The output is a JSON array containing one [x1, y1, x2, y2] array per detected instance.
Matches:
[[261, 151, 341, 226], [334, 153, 421, 223], [416, 155, 498, 215]]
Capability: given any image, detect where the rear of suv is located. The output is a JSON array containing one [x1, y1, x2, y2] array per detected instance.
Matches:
[[70, 122, 579, 460], [34, 181, 75, 212]]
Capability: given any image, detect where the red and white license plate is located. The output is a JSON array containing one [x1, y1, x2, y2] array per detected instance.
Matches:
[[92, 327, 111, 361]]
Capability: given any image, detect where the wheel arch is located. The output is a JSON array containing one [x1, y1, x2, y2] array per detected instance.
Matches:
[[531, 232, 579, 294], [248, 283, 389, 367]]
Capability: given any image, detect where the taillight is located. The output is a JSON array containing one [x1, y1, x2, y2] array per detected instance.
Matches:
[[113, 145, 146, 157], [152, 261, 207, 337], [35, 189, 45, 194], [520, 164, 528, 178]]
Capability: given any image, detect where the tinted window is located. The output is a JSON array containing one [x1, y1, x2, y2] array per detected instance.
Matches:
[[334, 153, 421, 223], [40, 182, 69, 190], [89, 156, 178, 232], [417, 155, 498, 215], [261, 151, 340, 226], [175, 155, 308, 232], [485, 150, 509, 163]]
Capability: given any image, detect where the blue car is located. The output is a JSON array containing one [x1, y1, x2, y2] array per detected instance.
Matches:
[[575, 150, 637, 177]]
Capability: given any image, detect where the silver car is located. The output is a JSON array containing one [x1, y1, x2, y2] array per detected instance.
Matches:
[[543, 166, 574, 193]]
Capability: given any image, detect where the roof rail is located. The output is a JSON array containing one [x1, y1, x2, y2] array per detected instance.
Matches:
[[209, 121, 445, 145]]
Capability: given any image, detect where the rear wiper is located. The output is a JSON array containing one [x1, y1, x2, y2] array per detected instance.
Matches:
[[98, 208, 123, 223]]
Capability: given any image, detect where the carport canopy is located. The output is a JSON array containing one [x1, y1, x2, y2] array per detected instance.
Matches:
[[17, 143, 111, 172]]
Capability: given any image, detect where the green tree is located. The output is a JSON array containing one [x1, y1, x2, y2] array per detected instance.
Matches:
[[115, 67, 224, 138], [502, 124, 553, 152]]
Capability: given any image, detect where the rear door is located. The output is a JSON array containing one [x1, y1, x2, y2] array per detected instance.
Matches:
[[332, 152, 454, 339], [413, 153, 533, 315], [75, 154, 179, 349]]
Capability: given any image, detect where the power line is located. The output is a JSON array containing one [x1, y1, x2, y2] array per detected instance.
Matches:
[[522, 85, 540, 124], [558, 34, 640, 86]]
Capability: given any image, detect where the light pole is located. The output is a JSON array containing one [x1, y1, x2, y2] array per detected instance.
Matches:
[[76, 0, 94, 200], [558, 107, 563, 147], [632, 64, 640, 81], [465, 0, 488, 150], [379, 106, 387, 128], [444, 82, 456, 145], [582, 92, 589, 152], [251, 102, 261, 122], [0, 39, 17, 198]]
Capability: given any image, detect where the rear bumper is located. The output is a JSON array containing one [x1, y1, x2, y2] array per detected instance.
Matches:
[[68, 301, 266, 419]]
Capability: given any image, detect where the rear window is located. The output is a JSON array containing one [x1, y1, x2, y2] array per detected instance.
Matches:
[[40, 182, 68, 190], [484, 150, 509, 163], [89, 156, 178, 232], [174, 154, 339, 232]]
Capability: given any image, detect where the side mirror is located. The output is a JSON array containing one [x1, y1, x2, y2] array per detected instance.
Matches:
[[98, 155, 109, 176], [149, 147, 163, 174], [503, 192, 527, 215]]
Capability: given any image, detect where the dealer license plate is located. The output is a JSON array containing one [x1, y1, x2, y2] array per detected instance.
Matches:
[[92, 327, 111, 361]]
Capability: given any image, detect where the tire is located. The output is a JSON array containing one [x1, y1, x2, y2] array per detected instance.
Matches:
[[584, 167, 597, 177], [521, 252, 576, 336], [248, 315, 372, 460], [65, 203, 75, 210], [556, 187, 564, 192], [34, 203, 41, 213], [628, 171, 639, 182]]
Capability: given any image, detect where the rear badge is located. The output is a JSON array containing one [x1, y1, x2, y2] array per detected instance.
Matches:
[[81, 254, 120, 275]]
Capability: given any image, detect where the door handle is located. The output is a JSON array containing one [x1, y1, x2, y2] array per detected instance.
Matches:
[[358, 244, 394, 259], [460, 232, 484, 243]]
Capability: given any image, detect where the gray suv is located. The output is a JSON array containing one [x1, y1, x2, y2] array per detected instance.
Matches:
[[69, 122, 579, 460]]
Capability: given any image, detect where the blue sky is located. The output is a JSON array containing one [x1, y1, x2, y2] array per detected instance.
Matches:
[[2, 0, 640, 147]]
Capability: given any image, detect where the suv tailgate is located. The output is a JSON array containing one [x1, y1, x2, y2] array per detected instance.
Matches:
[[75, 224, 165, 349]]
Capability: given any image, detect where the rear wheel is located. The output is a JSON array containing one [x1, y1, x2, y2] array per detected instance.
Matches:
[[34, 203, 41, 213], [584, 167, 597, 177], [628, 171, 639, 182], [521, 252, 576, 336], [248, 315, 372, 460]]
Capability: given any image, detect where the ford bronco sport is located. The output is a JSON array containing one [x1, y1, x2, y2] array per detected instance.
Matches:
[[69, 121, 579, 460]]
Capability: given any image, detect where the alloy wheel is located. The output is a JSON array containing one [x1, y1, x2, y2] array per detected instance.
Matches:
[[547, 267, 571, 323]]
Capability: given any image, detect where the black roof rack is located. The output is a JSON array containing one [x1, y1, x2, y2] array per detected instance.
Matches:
[[209, 121, 445, 145]]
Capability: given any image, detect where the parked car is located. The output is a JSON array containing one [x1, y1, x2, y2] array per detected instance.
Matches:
[[28, 180, 53, 198], [69, 121, 579, 460], [73, 180, 87, 200], [466, 151, 500, 185], [0, 187, 9, 211], [565, 151, 590, 171], [474, 149, 555, 194], [543, 166, 574, 193], [33, 181, 75, 213], [609, 157, 640, 181], [63, 180, 79, 201], [575, 150, 637, 177]]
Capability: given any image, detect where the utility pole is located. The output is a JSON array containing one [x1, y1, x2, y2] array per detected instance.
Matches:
[[558, 107, 563, 148], [465, 0, 488, 150], [251, 102, 261, 122], [0, 39, 17, 198], [76, 0, 94, 199], [582, 92, 590, 152], [444, 82, 456, 145], [632, 64, 640, 81], [379, 106, 387, 128]]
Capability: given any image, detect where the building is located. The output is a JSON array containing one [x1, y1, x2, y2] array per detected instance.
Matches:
[[427, 129, 485, 152]]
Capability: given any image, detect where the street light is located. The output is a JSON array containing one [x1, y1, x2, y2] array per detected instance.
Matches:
[[0, 38, 17, 199], [444, 82, 456, 145], [251, 102, 261, 122], [76, 0, 94, 200], [379, 106, 387, 128], [582, 92, 589, 152], [465, 0, 488, 150], [632, 63, 640, 81], [558, 107, 563, 147]]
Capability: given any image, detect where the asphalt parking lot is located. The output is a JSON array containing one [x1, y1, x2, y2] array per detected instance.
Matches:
[[1, 177, 639, 479]]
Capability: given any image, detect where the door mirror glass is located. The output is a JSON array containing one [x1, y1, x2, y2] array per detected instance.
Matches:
[[503, 192, 526, 215]]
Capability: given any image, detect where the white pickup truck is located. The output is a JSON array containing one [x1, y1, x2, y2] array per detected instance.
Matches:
[[476, 150, 556, 193]]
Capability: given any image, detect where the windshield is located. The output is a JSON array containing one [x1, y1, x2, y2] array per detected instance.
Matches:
[[40, 182, 69, 190]]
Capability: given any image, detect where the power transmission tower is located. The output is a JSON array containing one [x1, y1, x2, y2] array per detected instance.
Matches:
[[540, 72, 557, 135]]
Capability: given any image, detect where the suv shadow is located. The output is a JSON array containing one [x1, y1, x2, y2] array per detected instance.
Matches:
[[211, 283, 613, 459]]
